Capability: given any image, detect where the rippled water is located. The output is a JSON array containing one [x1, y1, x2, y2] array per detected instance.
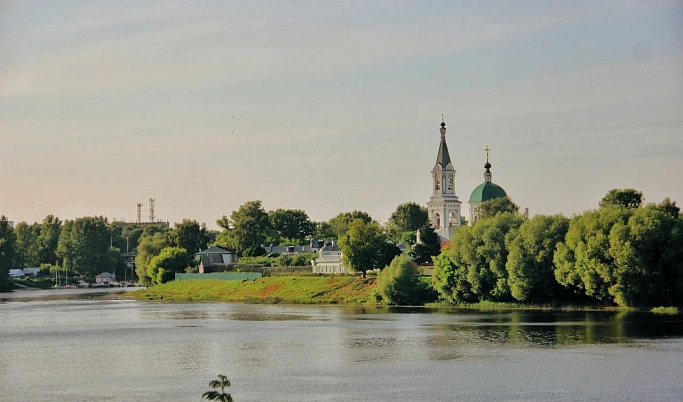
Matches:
[[1, 301, 682, 401]]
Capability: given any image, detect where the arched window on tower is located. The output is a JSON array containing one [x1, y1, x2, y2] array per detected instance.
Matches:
[[435, 176, 440, 190], [434, 213, 441, 230], [448, 176, 453, 191], [449, 211, 458, 227]]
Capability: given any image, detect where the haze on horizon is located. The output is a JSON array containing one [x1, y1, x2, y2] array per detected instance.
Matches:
[[1, 0, 682, 229]]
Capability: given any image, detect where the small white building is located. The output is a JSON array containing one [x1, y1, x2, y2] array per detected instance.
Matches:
[[8, 269, 24, 279], [96, 272, 115, 285], [311, 243, 349, 274]]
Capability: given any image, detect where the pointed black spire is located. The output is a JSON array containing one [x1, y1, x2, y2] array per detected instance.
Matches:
[[435, 117, 453, 170]]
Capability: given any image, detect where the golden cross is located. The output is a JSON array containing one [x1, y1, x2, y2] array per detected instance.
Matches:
[[485, 146, 490, 161]]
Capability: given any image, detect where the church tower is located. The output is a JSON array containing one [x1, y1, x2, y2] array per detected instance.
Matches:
[[427, 118, 462, 241]]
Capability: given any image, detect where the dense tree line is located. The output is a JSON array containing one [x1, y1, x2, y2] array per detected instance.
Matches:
[[434, 189, 683, 308]]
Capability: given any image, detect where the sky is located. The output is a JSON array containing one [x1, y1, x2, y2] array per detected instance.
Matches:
[[1, 0, 682, 229]]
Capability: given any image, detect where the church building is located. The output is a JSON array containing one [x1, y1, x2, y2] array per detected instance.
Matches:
[[468, 147, 508, 224], [426, 119, 462, 241]]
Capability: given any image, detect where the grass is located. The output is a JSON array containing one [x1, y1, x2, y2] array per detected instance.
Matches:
[[651, 306, 681, 314], [129, 276, 378, 304]]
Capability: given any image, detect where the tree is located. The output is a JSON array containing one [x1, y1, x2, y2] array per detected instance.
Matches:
[[171, 219, 209, 255], [386, 202, 428, 242], [376, 255, 432, 305], [14, 222, 41, 268], [135, 231, 172, 285], [554, 204, 683, 307], [655, 197, 679, 219], [0, 216, 17, 290], [202, 374, 234, 402], [478, 196, 520, 220], [410, 224, 441, 264], [434, 213, 525, 303], [217, 200, 271, 253], [554, 207, 632, 303], [269, 209, 315, 244], [338, 219, 387, 278], [56, 216, 119, 278], [146, 247, 192, 285], [376, 242, 402, 271], [599, 188, 644, 209], [328, 211, 373, 238], [312, 221, 335, 239], [38, 215, 61, 266], [506, 214, 569, 303]]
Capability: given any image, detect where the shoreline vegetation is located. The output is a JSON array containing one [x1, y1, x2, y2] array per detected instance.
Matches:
[[2, 277, 681, 314], [127, 278, 680, 314]]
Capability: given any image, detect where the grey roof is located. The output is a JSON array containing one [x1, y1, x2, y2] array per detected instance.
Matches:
[[196, 246, 235, 255]]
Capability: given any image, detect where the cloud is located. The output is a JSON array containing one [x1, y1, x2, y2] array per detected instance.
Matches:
[[4, 0, 675, 98]]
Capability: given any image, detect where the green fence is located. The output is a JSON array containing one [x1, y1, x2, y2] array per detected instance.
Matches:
[[175, 272, 263, 281]]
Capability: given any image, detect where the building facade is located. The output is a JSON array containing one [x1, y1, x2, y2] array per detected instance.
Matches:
[[426, 119, 462, 241]]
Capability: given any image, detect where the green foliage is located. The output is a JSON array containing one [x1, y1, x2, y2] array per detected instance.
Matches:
[[410, 224, 441, 264], [0, 216, 17, 290], [171, 219, 209, 254], [478, 196, 520, 220], [202, 374, 234, 402], [376, 255, 433, 305], [313, 221, 335, 239], [14, 221, 41, 268], [135, 231, 172, 285], [216, 200, 271, 253], [38, 215, 61, 266], [56, 216, 122, 279], [290, 252, 317, 266], [120, 224, 144, 252], [269, 209, 315, 244], [146, 247, 192, 285], [328, 210, 373, 238], [599, 188, 644, 209], [554, 207, 632, 302], [242, 246, 267, 257], [506, 214, 569, 302], [386, 202, 428, 242], [435, 213, 525, 303], [338, 219, 386, 277]]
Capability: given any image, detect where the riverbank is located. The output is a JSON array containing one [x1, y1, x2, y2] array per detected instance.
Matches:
[[129, 277, 377, 303]]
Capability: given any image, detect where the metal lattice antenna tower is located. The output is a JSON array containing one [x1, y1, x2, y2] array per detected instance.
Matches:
[[136, 202, 142, 223], [149, 198, 156, 222]]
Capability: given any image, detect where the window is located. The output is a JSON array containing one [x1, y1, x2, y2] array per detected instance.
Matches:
[[448, 176, 453, 190]]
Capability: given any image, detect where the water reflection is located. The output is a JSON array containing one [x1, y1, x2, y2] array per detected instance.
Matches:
[[429, 310, 683, 349]]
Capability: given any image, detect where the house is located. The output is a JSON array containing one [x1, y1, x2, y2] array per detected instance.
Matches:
[[263, 243, 320, 256], [96, 272, 115, 285], [196, 246, 238, 274], [311, 242, 349, 274], [8, 269, 24, 279], [23, 268, 40, 278]]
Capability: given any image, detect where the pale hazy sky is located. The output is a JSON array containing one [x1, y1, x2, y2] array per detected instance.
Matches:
[[1, 0, 682, 228]]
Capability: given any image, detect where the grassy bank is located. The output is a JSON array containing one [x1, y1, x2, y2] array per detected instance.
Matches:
[[130, 277, 377, 304]]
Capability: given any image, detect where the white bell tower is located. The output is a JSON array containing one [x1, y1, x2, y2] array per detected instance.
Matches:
[[427, 117, 462, 241]]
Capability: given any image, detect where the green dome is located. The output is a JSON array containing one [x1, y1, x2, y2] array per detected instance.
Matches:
[[468, 182, 507, 203]]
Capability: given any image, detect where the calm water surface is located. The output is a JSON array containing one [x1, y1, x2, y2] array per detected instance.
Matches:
[[1, 300, 682, 402]]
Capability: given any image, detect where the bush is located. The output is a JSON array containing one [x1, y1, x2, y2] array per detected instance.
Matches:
[[243, 246, 267, 257], [376, 255, 434, 305]]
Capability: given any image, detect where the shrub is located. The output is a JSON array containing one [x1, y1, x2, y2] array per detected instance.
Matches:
[[376, 255, 434, 305]]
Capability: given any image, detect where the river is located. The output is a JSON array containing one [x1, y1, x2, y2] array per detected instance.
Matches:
[[0, 299, 681, 401]]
